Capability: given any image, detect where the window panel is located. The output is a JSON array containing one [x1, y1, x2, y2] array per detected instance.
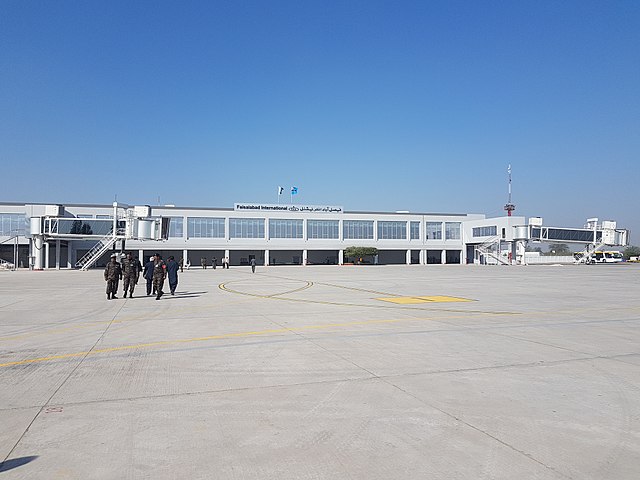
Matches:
[[343, 220, 373, 239], [0, 214, 27, 235], [187, 217, 225, 238], [229, 218, 265, 238], [425, 222, 442, 240], [307, 220, 339, 239], [377, 221, 407, 240], [269, 219, 303, 239], [168, 217, 183, 238], [472, 226, 497, 237], [445, 222, 461, 240], [410, 221, 420, 240]]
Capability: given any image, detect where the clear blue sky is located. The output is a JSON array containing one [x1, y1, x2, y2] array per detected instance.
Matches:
[[1, 1, 638, 239]]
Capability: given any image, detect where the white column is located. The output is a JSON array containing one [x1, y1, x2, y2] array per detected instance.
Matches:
[[303, 249, 308, 266], [419, 249, 425, 265], [182, 249, 188, 267], [139, 249, 145, 263], [406, 249, 411, 265], [441, 249, 447, 265], [33, 236, 44, 270], [225, 249, 230, 266], [264, 249, 269, 266], [55, 239, 61, 269], [338, 249, 344, 265], [45, 241, 50, 269], [67, 242, 74, 268]]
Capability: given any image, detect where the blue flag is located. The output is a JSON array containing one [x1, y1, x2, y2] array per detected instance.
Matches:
[[291, 186, 298, 195]]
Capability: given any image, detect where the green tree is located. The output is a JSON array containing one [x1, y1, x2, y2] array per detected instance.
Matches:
[[623, 245, 640, 260], [546, 243, 571, 256], [344, 246, 378, 264]]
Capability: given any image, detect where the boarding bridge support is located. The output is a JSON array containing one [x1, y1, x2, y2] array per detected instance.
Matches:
[[27, 203, 169, 270], [523, 217, 628, 265]]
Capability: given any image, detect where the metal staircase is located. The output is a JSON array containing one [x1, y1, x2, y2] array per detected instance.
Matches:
[[573, 242, 606, 264], [0, 258, 14, 270], [475, 236, 510, 265], [75, 233, 120, 271]]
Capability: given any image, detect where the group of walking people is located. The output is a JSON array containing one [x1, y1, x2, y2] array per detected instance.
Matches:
[[200, 256, 230, 269], [104, 252, 260, 300], [104, 252, 179, 300]]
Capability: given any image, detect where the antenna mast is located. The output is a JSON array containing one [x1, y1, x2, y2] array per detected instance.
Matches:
[[504, 164, 516, 217]]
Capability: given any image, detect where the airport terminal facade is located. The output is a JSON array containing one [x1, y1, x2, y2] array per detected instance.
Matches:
[[1, 201, 530, 269]]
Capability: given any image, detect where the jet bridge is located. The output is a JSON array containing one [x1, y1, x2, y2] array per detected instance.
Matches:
[[29, 203, 170, 270], [515, 217, 629, 265]]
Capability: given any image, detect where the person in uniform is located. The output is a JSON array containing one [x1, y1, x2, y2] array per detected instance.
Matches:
[[165, 256, 179, 295], [104, 253, 122, 300], [201, 257, 207, 269], [250, 257, 256, 273], [143, 254, 155, 296], [153, 253, 167, 300], [122, 252, 140, 298]]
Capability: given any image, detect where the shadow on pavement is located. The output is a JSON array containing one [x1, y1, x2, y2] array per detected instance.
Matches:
[[0, 456, 39, 472]]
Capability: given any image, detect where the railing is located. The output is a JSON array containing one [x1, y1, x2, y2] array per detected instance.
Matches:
[[474, 236, 510, 265], [574, 242, 606, 264], [75, 228, 125, 271], [0, 258, 14, 270]]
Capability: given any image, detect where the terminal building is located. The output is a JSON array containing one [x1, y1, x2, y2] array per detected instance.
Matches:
[[0, 201, 629, 269]]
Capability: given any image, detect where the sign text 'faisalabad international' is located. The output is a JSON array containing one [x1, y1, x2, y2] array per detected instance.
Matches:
[[234, 203, 343, 214]]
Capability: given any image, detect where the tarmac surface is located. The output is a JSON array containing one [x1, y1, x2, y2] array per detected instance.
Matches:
[[0, 264, 639, 479]]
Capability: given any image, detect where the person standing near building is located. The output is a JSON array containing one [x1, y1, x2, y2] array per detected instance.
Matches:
[[250, 257, 256, 273], [104, 254, 122, 300], [135, 256, 143, 280], [166, 256, 179, 295], [201, 257, 207, 269], [143, 254, 155, 296], [122, 252, 140, 298], [153, 254, 167, 300], [212, 257, 217, 269]]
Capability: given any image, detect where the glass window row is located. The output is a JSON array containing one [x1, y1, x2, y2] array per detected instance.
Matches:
[[174, 217, 463, 241]]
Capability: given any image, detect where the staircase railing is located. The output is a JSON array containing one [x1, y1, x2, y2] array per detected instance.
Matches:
[[474, 236, 510, 265], [574, 242, 606, 264], [75, 229, 124, 271]]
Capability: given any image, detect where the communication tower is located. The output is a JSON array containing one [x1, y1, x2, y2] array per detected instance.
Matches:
[[504, 164, 516, 216]]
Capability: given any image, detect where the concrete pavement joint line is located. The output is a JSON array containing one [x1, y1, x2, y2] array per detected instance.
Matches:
[[0, 352, 633, 413], [0, 300, 127, 468], [382, 378, 574, 479], [0, 319, 125, 342], [489, 331, 640, 371], [0, 314, 483, 368]]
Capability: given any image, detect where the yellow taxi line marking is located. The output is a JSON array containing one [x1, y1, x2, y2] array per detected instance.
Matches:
[[0, 314, 468, 368], [376, 296, 474, 304]]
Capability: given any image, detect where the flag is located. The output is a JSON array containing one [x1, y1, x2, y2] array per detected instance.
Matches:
[[278, 186, 284, 195], [291, 186, 298, 195]]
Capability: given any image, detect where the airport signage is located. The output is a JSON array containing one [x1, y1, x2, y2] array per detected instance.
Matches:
[[234, 203, 343, 214]]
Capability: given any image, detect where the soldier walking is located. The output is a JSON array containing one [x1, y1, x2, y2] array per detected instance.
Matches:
[[153, 253, 167, 300], [166, 256, 179, 295], [104, 254, 122, 300], [122, 252, 140, 298], [143, 255, 155, 295]]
